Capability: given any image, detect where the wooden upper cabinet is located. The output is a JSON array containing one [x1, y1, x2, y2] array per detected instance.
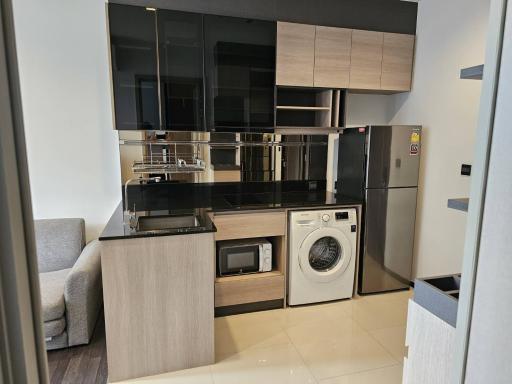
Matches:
[[314, 26, 352, 88], [381, 32, 415, 91], [349, 30, 384, 90], [276, 22, 415, 93], [276, 22, 315, 86]]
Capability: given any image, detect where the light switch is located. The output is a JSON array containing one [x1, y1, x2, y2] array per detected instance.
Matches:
[[461, 164, 472, 176]]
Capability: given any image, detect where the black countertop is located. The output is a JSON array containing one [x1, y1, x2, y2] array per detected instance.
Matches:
[[99, 181, 362, 241], [210, 190, 361, 211], [99, 204, 217, 241]]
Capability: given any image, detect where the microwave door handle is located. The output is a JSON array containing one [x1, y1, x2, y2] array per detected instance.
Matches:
[[258, 244, 263, 272]]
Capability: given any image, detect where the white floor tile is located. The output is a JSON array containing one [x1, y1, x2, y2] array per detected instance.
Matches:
[[295, 330, 398, 380], [319, 364, 403, 384], [281, 300, 353, 328], [211, 343, 317, 384], [118, 365, 213, 384], [369, 326, 407, 361], [285, 314, 366, 348], [215, 318, 291, 361], [346, 295, 409, 331]]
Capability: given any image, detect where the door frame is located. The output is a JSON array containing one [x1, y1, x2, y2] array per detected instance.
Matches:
[[452, 0, 509, 382], [0, 0, 49, 382]]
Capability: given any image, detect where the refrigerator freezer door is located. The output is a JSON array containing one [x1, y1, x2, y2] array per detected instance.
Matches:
[[366, 125, 421, 189], [360, 187, 418, 294]]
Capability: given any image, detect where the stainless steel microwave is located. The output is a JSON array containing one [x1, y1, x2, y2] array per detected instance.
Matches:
[[217, 238, 272, 276]]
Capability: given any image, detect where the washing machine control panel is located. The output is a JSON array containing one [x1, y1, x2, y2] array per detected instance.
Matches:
[[321, 214, 330, 222], [335, 212, 349, 221]]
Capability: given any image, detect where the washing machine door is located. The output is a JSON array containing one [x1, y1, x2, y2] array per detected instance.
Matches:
[[298, 227, 352, 283]]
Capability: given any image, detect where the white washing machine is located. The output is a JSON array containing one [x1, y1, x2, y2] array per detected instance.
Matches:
[[288, 208, 357, 306]]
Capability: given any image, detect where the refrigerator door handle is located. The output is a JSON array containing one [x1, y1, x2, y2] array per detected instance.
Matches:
[[382, 165, 389, 187], [362, 154, 368, 191]]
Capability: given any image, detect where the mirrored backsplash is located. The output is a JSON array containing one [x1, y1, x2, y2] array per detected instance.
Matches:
[[118, 131, 335, 186]]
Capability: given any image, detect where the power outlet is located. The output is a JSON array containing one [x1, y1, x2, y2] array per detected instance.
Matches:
[[461, 164, 472, 176]]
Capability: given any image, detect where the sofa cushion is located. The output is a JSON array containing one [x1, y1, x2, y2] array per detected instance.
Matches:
[[39, 268, 71, 321], [35, 218, 85, 273], [46, 331, 68, 351], [44, 316, 66, 338]]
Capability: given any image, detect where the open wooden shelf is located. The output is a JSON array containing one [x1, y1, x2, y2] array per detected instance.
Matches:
[[211, 210, 288, 309], [214, 272, 285, 308], [275, 87, 345, 129]]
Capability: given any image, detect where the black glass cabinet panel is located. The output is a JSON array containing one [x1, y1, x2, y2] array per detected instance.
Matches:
[[281, 135, 328, 181], [204, 15, 276, 133], [109, 4, 159, 130], [157, 10, 205, 131]]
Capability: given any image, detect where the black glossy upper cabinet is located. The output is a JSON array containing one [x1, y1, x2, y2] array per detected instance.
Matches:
[[157, 10, 205, 131], [204, 15, 276, 132], [108, 4, 159, 130]]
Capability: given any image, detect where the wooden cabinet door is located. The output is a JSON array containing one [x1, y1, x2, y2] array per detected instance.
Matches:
[[349, 30, 384, 90], [381, 33, 415, 92], [276, 22, 315, 86], [213, 211, 286, 241], [314, 26, 352, 88]]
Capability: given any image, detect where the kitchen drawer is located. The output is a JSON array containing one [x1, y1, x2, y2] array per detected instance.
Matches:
[[215, 273, 285, 307], [213, 170, 241, 182], [212, 211, 286, 241]]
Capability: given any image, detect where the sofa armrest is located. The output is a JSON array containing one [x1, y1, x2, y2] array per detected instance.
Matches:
[[64, 239, 102, 346]]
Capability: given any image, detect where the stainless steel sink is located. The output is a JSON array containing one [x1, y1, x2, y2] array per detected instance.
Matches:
[[137, 215, 202, 232]]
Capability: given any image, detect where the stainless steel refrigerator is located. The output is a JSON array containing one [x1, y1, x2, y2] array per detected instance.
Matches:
[[337, 125, 421, 294]]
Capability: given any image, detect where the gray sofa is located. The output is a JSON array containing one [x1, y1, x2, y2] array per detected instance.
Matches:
[[35, 218, 102, 350]]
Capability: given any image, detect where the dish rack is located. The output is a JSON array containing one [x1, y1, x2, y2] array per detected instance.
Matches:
[[131, 143, 206, 175]]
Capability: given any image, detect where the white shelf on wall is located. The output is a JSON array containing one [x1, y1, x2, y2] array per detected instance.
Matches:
[[447, 198, 469, 212], [460, 65, 484, 80]]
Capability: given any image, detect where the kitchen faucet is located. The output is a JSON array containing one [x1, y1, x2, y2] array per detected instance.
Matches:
[[124, 176, 161, 229]]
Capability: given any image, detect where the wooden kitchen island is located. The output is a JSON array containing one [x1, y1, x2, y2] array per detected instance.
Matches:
[[99, 206, 216, 382]]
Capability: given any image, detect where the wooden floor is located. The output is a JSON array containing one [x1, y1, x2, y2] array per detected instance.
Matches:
[[47, 314, 108, 384]]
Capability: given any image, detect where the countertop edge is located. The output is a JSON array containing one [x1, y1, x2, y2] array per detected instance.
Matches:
[[99, 227, 217, 242], [99, 193, 364, 241]]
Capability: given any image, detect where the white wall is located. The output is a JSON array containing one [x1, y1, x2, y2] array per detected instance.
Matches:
[[386, 0, 489, 278], [345, 0, 490, 278], [13, 0, 121, 241], [345, 93, 394, 126]]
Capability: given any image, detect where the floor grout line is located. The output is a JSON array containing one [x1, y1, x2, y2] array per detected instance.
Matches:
[[209, 365, 217, 384], [283, 327, 320, 384], [316, 362, 403, 383], [365, 325, 407, 365]]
